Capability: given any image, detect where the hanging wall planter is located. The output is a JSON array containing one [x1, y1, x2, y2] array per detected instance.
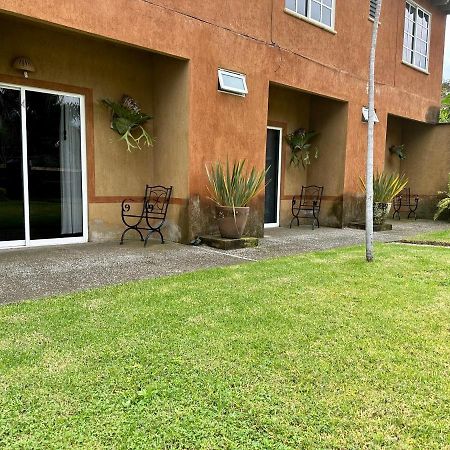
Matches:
[[285, 128, 320, 169], [102, 95, 154, 151], [389, 144, 406, 160]]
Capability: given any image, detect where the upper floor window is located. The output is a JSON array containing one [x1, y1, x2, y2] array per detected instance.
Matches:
[[402, 1, 431, 72], [285, 0, 334, 29], [369, 0, 377, 19]]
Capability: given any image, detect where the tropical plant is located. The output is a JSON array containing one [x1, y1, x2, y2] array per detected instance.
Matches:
[[439, 81, 450, 123], [102, 97, 154, 151], [205, 159, 268, 208], [285, 129, 319, 169], [365, 0, 383, 262], [360, 172, 408, 203], [389, 144, 406, 160], [434, 173, 450, 220], [439, 93, 450, 123]]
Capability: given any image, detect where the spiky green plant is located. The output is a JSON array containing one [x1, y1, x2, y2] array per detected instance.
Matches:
[[360, 172, 409, 203], [434, 173, 450, 220], [205, 159, 268, 208], [285, 129, 319, 169], [102, 98, 154, 151]]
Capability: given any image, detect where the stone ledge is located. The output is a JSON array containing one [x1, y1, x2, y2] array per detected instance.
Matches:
[[200, 235, 258, 250], [348, 222, 393, 232]]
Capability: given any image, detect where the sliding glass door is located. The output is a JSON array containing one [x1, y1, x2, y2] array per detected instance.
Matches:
[[0, 84, 87, 248]]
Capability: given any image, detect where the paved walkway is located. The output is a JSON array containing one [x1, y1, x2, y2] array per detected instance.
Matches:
[[0, 220, 448, 304]]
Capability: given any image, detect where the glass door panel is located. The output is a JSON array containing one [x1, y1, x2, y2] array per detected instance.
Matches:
[[25, 91, 83, 240], [0, 87, 25, 242], [264, 128, 280, 225]]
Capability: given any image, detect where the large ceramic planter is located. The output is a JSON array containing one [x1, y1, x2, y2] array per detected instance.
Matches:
[[216, 206, 250, 239], [373, 202, 392, 225]]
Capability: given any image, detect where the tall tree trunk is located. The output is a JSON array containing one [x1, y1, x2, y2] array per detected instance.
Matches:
[[366, 0, 383, 262]]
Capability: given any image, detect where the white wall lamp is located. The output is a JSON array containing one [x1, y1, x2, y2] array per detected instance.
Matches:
[[362, 106, 379, 123], [12, 56, 36, 78]]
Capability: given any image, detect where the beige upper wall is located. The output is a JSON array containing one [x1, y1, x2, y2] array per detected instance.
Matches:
[[385, 116, 403, 175], [308, 96, 348, 197], [267, 84, 310, 196], [401, 122, 450, 195], [152, 55, 189, 199], [0, 15, 189, 201]]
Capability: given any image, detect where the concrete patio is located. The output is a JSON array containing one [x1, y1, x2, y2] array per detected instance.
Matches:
[[0, 220, 448, 304]]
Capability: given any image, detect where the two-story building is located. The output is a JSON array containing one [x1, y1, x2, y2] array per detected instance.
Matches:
[[0, 0, 449, 248]]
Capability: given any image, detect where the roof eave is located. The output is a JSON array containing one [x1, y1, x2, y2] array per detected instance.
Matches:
[[430, 0, 450, 14]]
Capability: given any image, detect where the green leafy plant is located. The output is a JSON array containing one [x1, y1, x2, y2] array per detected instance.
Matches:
[[389, 144, 406, 160], [285, 129, 319, 169], [205, 159, 268, 208], [434, 173, 450, 220], [102, 97, 154, 151], [439, 82, 450, 123], [360, 172, 409, 203]]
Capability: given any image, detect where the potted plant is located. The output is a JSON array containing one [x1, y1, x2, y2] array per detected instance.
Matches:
[[360, 172, 408, 225], [206, 159, 267, 239], [434, 173, 450, 220], [285, 128, 319, 169]]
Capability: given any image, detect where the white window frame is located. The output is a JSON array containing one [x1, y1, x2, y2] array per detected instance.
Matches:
[[218, 69, 248, 97], [0, 82, 88, 250], [402, 1, 431, 74], [284, 0, 336, 34]]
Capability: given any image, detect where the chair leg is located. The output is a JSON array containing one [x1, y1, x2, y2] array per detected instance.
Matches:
[[289, 217, 296, 229], [120, 227, 143, 245], [408, 209, 417, 220], [144, 230, 154, 247], [156, 229, 164, 244]]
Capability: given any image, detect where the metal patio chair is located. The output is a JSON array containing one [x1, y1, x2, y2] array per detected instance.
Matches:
[[290, 185, 324, 230], [119, 184, 172, 246], [392, 187, 419, 220]]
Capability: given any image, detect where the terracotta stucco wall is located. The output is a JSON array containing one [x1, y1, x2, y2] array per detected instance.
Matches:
[[0, 0, 447, 238]]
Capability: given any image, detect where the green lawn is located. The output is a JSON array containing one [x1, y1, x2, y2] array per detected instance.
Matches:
[[1, 244, 449, 449], [407, 228, 450, 245]]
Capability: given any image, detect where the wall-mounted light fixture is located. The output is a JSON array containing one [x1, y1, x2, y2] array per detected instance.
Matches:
[[362, 106, 379, 123], [12, 56, 36, 78]]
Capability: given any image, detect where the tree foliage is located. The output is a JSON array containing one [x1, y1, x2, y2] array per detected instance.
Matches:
[[439, 80, 450, 123]]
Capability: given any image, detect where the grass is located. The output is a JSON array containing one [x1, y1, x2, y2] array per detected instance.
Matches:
[[406, 227, 450, 245], [0, 244, 449, 449]]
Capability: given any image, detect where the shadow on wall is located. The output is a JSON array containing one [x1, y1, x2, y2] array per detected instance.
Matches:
[[267, 83, 348, 228], [385, 115, 450, 219]]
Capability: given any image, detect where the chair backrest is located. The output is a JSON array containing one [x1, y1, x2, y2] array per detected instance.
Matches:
[[300, 185, 324, 208], [395, 187, 411, 204], [144, 185, 172, 219]]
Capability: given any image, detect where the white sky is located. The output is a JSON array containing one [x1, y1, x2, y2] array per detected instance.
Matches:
[[444, 16, 450, 80]]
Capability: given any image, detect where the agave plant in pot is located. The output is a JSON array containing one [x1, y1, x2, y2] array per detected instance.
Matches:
[[206, 159, 268, 239], [360, 172, 408, 225]]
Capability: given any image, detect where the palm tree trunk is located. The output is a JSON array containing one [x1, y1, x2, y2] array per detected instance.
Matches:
[[366, 0, 383, 262]]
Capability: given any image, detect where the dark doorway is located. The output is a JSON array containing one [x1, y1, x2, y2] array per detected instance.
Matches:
[[264, 127, 281, 225]]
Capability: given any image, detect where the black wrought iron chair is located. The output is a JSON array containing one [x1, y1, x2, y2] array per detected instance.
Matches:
[[392, 187, 419, 220], [290, 185, 324, 230], [120, 184, 172, 246]]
